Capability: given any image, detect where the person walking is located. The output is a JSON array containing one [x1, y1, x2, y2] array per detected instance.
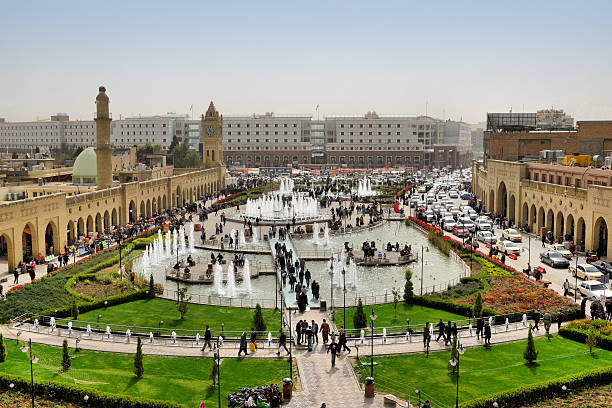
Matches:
[[201, 325, 213, 351], [563, 279, 570, 297], [444, 321, 452, 346], [306, 325, 313, 352], [338, 327, 351, 354], [533, 309, 541, 331], [277, 329, 289, 356], [295, 320, 302, 345], [321, 319, 330, 344], [238, 332, 249, 356], [423, 322, 431, 349], [327, 339, 339, 368], [13, 267, 19, 285], [476, 317, 484, 340], [543, 312, 552, 336], [311, 320, 319, 344], [484, 322, 492, 346], [250, 328, 258, 351], [435, 319, 446, 342]]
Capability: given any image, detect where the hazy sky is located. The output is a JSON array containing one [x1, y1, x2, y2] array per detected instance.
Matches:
[[2, 0, 611, 123]]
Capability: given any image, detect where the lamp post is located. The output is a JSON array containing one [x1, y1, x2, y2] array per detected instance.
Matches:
[[415, 389, 421, 407], [329, 264, 334, 313], [216, 336, 221, 408], [117, 232, 122, 280], [574, 254, 578, 302], [158, 320, 164, 336], [420, 246, 428, 296], [370, 309, 377, 378], [342, 268, 347, 329], [20, 339, 38, 408], [275, 267, 278, 311], [528, 234, 531, 272], [288, 307, 293, 380], [449, 343, 465, 408]]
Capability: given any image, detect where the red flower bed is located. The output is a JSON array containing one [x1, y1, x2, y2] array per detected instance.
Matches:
[[460, 276, 579, 314]]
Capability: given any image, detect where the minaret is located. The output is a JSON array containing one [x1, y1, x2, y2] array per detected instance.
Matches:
[[201, 101, 223, 168], [94, 86, 113, 189]]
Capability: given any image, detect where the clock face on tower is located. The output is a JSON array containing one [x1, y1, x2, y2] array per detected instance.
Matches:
[[205, 126, 215, 136]]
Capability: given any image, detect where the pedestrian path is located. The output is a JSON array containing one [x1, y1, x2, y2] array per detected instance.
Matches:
[[269, 237, 320, 309]]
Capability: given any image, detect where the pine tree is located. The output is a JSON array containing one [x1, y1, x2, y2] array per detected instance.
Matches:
[[353, 299, 367, 329], [448, 335, 459, 375], [403, 269, 414, 303], [210, 352, 219, 386], [253, 304, 266, 332], [134, 337, 144, 378], [523, 325, 538, 364], [392, 288, 400, 319], [176, 287, 191, 319], [586, 329, 597, 353], [72, 300, 79, 319], [62, 339, 71, 371], [149, 274, 155, 298], [0, 333, 6, 363], [473, 292, 483, 318]]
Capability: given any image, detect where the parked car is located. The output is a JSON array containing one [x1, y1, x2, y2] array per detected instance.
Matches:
[[452, 225, 469, 237], [591, 260, 612, 275], [539, 251, 570, 268], [476, 231, 497, 245], [578, 280, 612, 300], [495, 240, 520, 255], [570, 263, 604, 280], [545, 244, 573, 259], [502, 228, 522, 242]]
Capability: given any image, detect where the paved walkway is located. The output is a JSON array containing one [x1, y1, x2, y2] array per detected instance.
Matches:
[[3, 308, 561, 408]]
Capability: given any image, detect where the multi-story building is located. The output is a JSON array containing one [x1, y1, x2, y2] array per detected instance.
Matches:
[[536, 109, 574, 130]]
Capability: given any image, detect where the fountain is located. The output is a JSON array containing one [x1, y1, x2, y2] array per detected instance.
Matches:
[[226, 261, 236, 297], [234, 192, 330, 225], [267, 332, 272, 347], [49, 317, 56, 333], [171, 331, 177, 344], [213, 263, 224, 296], [67, 321, 73, 335], [165, 233, 172, 259], [279, 177, 294, 195], [356, 176, 376, 197], [311, 222, 320, 245], [149, 332, 154, 343], [179, 226, 186, 254], [126, 329, 131, 342], [252, 227, 258, 244], [195, 333, 201, 345], [239, 230, 246, 246], [242, 259, 252, 294], [105, 326, 112, 339], [382, 327, 387, 343], [360, 329, 365, 344], [323, 222, 330, 245], [188, 224, 195, 253], [347, 258, 358, 289], [86, 324, 92, 336]]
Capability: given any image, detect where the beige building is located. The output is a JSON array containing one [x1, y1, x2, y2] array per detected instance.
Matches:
[[0, 87, 225, 271], [472, 159, 611, 256]]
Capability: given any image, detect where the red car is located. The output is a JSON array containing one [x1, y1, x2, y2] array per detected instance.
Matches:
[[452, 226, 469, 237]]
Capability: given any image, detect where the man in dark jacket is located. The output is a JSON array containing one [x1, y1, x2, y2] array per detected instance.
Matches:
[[338, 328, 351, 354], [484, 322, 492, 346], [327, 339, 339, 367], [533, 309, 541, 331], [238, 332, 248, 356], [444, 321, 452, 346], [201, 325, 213, 351], [476, 317, 484, 340], [277, 329, 289, 356], [250, 327, 258, 350], [435, 319, 446, 342], [296, 320, 302, 345]]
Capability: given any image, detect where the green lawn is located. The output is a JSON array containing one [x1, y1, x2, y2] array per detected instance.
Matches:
[[70, 298, 281, 334], [335, 302, 466, 330], [0, 341, 289, 408], [353, 336, 612, 407]]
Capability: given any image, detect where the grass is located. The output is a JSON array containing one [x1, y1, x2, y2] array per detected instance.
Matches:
[[352, 336, 612, 407], [334, 302, 466, 330], [73, 297, 282, 333], [0, 341, 288, 408]]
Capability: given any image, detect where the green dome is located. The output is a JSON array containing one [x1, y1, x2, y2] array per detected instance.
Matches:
[[72, 147, 97, 185]]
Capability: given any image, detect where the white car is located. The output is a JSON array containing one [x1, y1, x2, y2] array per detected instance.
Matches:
[[476, 231, 497, 244], [475, 218, 492, 231], [502, 228, 522, 242], [442, 217, 456, 231], [570, 264, 604, 280], [578, 281, 612, 301], [449, 191, 459, 198], [495, 240, 520, 255]]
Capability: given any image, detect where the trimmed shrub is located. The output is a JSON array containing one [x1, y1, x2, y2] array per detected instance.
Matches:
[[558, 326, 612, 351], [62, 339, 71, 371], [149, 274, 155, 298], [134, 336, 144, 378], [473, 292, 483, 318], [523, 326, 538, 364], [403, 269, 414, 302], [353, 298, 367, 329], [0, 333, 6, 363], [71, 300, 79, 319], [252, 304, 266, 332]]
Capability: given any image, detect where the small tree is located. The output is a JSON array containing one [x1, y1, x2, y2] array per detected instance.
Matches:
[[586, 329, 597, 353], [523, 325, 538, 364], [353, 298, 367, 329], [253, 303, 267, 332], [0, 333, 6, 363], [72, 300, 79, 320], [176, 287, 191, 319], [392, 288, 400, 319], [473, 292, 483, 318], [62, 339, 71, 371], [210, 352, 219, 386], [403, 269, 414, 303], [149, 274, 155, 298], [134, 337, 144, 378], [448, 335, 459, 375]]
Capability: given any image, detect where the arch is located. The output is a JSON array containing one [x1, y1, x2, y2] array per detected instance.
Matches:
[[86, 215, 94, 235], [103, 210, 110, 230], [521, 202, 529, 226], [129, 200, 137, 222], [95, 212, 103, 233], [111, 208, 118, 226], [576, 217, 586, 251], [488, 189, 495, 213], [176, 186, 181, 207], [0, 232, 15, 271], [537, 207, 545, 231], [44, 220, 59, 256], [67, 220, 76, 245], [146, 199, 151, 218], [162, 195, 167, 211], [139, 201, 145, 219], [555, 211, 564, 241], [508, 194, 516, 224], [593, 217, 609, 257], [546, 209, 554, 236], [529, 204, 537, 231], [22, 222, 37, 262], [77, 217, 85, 237], [152, 197, 157, 215], [565, 214, 575, 240], [496, 182, 507, 217]]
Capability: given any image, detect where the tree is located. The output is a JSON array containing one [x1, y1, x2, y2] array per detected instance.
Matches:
[[137, 142, 163, 160], [149, 274, 155, 298], [253, 304, 267, 332], [176, 287, 191, 319], [586, 329, 597, 353], [72, 300, 79, 319], [523, 325, 538, 364], [448, 335, 459, 375], [210, 352, 219, 386], [172, 142, 202, 168], [62, 339, 71, 371], [473, 292, 483, 318], [0, 333, 6, 363], [392, 287, 400, 319], [134, 337, 144, 378], [353, 299, 367, 329], [403, 269, 414, 303], [168, 135, 180, 152]]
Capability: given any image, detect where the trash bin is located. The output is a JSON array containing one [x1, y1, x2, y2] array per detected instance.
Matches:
[[365, 377, 375, 398], [319, 300, 327, 312], [283, 377, 293, 400]]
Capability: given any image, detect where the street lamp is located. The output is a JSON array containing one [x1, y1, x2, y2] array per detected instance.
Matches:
[[21, 339, 38, 408], [328, 263, 334, 313], [370, 309, 377, 378], [449, 343, 465, 408], [215, 336, 222, 408], [288, 307, 293, 380], [158, 320, 164, 336], [117, 232, 123, 280], [420, 246, 429, 296], [342, 268, 347, 329], [574, 254, 579, 302], [415, 389, 421, 407]]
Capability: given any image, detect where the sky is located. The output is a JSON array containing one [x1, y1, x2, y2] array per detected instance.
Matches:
[[1, 0, 611, 124]]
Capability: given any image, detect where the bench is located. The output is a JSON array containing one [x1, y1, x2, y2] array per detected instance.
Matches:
[[383, 394, 409, 407]]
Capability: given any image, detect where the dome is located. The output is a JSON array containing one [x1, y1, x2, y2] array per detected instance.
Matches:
[[72, 147, 97, 185]]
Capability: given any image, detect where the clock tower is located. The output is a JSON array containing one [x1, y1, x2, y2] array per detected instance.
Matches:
[[201, 101, 223, 169]]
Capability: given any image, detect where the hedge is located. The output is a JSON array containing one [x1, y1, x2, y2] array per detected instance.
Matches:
[[40, 288, 150, 319], [460, 366, 612, 408], [410, 295, 499, 318], [558, 326, 612, 351], [0, 372, 184, 408]]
